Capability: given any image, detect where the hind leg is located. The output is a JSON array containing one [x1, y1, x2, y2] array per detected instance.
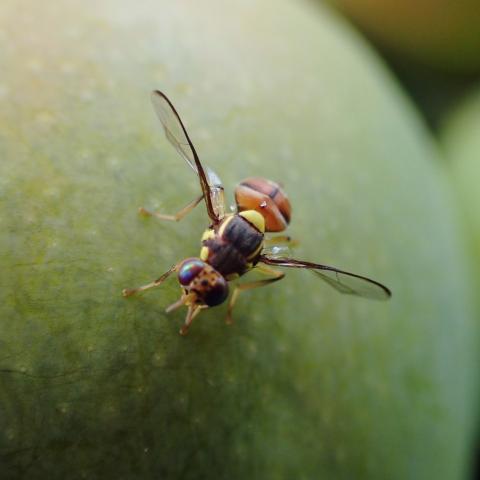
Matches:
[[264, 235, 299, 247], [138, 194, 203, 222], [226, 265, 284, 325]]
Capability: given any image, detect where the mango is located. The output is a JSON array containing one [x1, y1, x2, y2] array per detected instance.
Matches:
[[0, 0, 476, 478]]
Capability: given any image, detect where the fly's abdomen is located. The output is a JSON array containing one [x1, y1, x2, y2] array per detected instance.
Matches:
[[200, 212, 265, 278]]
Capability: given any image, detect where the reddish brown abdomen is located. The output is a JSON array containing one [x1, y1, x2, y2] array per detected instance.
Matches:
[[234, 177, 291, 232]]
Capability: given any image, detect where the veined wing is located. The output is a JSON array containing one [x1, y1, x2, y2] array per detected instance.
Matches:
[[151, 90, 222, 223], [260, 255, 391, 300]]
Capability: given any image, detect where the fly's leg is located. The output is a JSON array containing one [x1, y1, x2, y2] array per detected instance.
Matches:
[[264, 236, 299, 247], [180, 305, 207, 336], [122, 263, 179, 297], [138, 194, 204, 222], [226, 265, 284, 325]]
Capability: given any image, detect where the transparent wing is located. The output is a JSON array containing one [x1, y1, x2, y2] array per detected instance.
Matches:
[[205, 167, 225, 219], [262, 244, 293, 258], [151, 90, 198, 173], [260, 255, 391, 300], [150, 90, 222, 222]]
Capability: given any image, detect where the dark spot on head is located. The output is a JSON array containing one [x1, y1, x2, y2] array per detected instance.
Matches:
[[201, 279, 209, 287], [204, 276, 229, 307]]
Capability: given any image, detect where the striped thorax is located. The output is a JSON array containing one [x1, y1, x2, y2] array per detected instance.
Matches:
[[200, 210, 265, 280]]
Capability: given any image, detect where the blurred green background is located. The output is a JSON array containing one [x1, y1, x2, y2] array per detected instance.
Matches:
[[0, 0, 479, 478]]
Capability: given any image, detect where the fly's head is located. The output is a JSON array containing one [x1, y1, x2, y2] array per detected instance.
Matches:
[[174, 258, 229, 308]]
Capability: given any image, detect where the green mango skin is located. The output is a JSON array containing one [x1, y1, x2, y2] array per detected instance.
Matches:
[[442, 88, 480, 284], [0, 0, 476, 478], [329, 0, 480, 73], [442, 88, 480, 479]]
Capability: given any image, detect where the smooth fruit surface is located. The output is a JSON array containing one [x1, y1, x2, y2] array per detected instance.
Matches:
[[442, 88, 480, 278], [441, 87, 480, 479]]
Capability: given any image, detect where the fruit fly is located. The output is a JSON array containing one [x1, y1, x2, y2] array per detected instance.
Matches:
[[122, 91, 391, 335]]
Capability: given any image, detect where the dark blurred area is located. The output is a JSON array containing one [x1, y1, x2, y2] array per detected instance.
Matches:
[[328, 0, 480, 73], [325, 0, 480, 133], [354, 45, 479, 134]]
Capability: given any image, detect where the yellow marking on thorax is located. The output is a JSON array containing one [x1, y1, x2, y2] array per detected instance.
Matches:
[[201, 228, 215, 242], [239, 210, 265, 233], [200, 246, 209, 261], [217, 214, 235, 238], [246, 239, 264, 261]]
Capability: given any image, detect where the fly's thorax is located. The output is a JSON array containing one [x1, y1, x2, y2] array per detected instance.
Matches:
[[199, 212, 265, 277], [177, 258, 229, 307]]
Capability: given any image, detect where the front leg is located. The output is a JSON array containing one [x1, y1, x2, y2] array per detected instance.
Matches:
[[179, 305, 207, 336], [122, 263, 179, 297]]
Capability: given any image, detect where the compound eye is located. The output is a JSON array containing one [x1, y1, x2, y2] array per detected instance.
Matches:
[[178, 258, 207, 286], [204, 275, 229, 307]]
